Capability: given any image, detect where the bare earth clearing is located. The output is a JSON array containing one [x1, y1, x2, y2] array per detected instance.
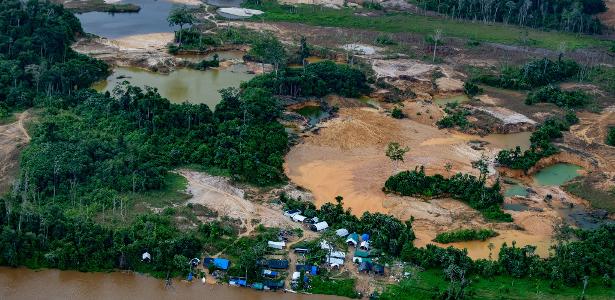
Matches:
[[0, 112, 31, 195]]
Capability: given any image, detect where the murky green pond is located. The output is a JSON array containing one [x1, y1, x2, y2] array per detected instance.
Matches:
[[532, 163, 582, 186], [295, 105, 330, 126], [504, 184, 530, 198], [93, 65, 254, 108]]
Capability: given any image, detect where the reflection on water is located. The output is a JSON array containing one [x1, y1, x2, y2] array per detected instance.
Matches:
[[295, 105, 330, 126], [0, 267, 341, 300], [533, 163, 582, 186], [503, 184, 529, 198], [92, 65, 255, 108], [175, 51, 246, 63], [77, 0, 183, 39]]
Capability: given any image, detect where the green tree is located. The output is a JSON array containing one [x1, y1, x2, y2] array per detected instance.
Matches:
[[249, 34, 287, 74], [167, 6, 195, 46], [386, 142, 409, 173]]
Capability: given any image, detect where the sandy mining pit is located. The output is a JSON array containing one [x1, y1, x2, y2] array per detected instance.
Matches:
[[283, 104, 608, 259], [0, 112, 31, 195]]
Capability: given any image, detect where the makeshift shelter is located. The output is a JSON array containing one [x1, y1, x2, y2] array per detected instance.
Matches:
[[251, 282, 264, 290], [336, 228, 349, 237], [268, 241, 286, 250], [263, 269, 279, 277], [264, 280, 284, 290], [292, 272, 301, 281], [296, 265, 310, 272], [213, 258, 230, 270], [294, 248, 309, 254], [361, 233, 370, 241], [326, 256, 344, 268], [141, 252, 151, 262], [292, 214, 307, 222], [346, 233, 359, 246], [229, 277, 247, 287], [374, 264, 385, 275], [217, 7, 264, 20], [310, 266, 318, 275], [359, 240, 370, 251], [203, 257, 214, 266], [190, 258, 200, 267], [267, 259, 289, 269], [320, 241, 332, 250], [329, 251, 346, 259], [284, 209, 301, 218], [310, 221, 329, 232], [359, 261, 372, 273], [354, 250, 370, 258]]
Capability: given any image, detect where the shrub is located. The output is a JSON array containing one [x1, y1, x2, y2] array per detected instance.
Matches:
[[433, 228, 498, 243]]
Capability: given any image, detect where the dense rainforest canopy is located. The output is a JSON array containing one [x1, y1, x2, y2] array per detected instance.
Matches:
[[416, 0, 607, 33]]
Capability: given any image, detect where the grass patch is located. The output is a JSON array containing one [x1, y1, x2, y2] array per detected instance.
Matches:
[[0, 112, 16, 125], [309, 275, 360, 298], [126, 172, 190, 209], [380, 269, 615, 300], [433, 228, 498, 243], [564, 178, 615, 213], [247, 2, 608, 50]]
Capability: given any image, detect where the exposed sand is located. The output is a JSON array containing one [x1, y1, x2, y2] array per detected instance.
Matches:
[[284, 106, 566, 259], [112, 33, 174, 51], [0, 112, 31, 194], [179, 170, 307, 234]]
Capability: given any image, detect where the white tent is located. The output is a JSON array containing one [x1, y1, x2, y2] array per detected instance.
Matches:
[[142, 252, 151, 262], [311, 221, 329, 232], [320, 241, 332, 250], [335, 228, 349, 237], [326, 256, 344, 267], [292, 272, 301, 281], [292, 214, 307, 222], [329, 251, 346, 259], [268, 241, 286, 250], [360, 240, 370, 250]]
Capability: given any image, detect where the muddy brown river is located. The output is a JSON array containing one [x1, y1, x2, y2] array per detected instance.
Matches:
[[0, 267, 341, 300]]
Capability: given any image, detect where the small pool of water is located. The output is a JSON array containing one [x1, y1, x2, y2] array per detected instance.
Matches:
[[295, 105, 330, 126], [481, 131, 532, 151], [92, 65, 255, 108], [504, 184, 529, 198], [77, 0, 187, 39], [532, 163, 582, 186], [502, 203, 531, 211], [434, 95, 469, 107]]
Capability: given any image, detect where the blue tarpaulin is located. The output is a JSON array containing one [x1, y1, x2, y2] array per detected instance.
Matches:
[[361, 233, 370, 241], [187, 272, 193, 282], [310, 266, 318, 275], [213, 258, 230, 270]]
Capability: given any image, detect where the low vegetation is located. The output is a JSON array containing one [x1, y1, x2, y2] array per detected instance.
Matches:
[[476, 58, 580, 90], [383, 166, 512, 222], [433, 228, 498, 244], [309, 275, 359, 298], [415, 0, 606, 34], [436, 102, 472, 129], [496, 114, 578, 171], [607, 127, 615, 146], [245, 1, 609, 50], [525, 85, 590, 109]]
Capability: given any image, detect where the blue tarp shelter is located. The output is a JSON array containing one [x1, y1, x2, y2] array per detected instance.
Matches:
[[361, 233, 370, 241], [213, 258, 230, 270], [310, 266, 318, 275]]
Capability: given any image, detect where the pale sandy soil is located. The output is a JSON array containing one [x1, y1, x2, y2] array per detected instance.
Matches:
[[112, 33, 174, 51], [0, 112, 31, 195], [166, 0, 203, 5], [178, 170, 316, 237], [284, 106, 590, 259]]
